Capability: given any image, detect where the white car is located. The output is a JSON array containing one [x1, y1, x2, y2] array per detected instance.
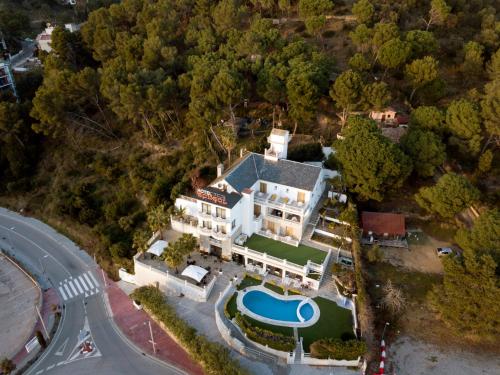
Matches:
[[437, 247, 453, 256]]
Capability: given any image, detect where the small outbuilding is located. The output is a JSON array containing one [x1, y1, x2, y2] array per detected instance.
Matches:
[[361, 212, 406, 240]]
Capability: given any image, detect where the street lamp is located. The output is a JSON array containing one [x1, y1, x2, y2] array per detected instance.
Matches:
[[39, 254, 48, 274], [145, 321, 156, 354], [381, 322, 390, 341]]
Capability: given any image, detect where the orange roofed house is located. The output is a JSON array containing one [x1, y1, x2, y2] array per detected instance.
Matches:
[[361, 212, 406, 245]]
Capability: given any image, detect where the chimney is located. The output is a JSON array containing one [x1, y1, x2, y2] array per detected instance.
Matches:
[[217, 163, 224, 177]]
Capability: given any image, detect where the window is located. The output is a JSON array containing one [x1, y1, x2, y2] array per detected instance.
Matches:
[[254, 204, 261, 216], [203, 220, 212, 229], [202, 203, 211, 214], [232, 219, 236, 229], [260, 182, 267, 194], [217, 225, 226, 234], [216, 207, 226, 219]]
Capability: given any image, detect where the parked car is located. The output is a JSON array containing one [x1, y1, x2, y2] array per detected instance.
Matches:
[[437, 247, 453, 256], [339, 256, 354, 267]]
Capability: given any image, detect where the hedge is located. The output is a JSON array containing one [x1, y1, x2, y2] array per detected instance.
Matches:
[[131, 286, 248, 375], [235, 313, 295, 352], [310, 338, 366, 360]]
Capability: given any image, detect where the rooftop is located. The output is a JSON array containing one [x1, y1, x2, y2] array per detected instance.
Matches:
[[244, 234, 327, 266], [191, 186, 241, 208], [220, 153, 322, 192], [361, 211, 406, 236]]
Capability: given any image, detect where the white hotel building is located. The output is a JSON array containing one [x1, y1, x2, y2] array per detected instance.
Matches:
[[171, 129, 335, 287]]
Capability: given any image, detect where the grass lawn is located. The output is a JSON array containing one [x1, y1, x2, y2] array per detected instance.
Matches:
[[237, 274, 262, 290], [245, 234, 327, 266], [299, 297, 353, 352], [225, 292, 238, 319], [264, 282, 285, 294]]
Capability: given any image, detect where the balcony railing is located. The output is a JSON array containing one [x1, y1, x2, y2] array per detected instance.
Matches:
[[254, 191, 306, 214], [232, 244, 305, 274]]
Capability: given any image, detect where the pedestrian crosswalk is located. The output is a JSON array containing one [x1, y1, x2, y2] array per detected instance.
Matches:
[[58, 271, 100, 301]]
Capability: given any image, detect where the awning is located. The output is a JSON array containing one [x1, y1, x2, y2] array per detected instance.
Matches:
[[146, 240, 168, 257], [181, 265, 209, 283]]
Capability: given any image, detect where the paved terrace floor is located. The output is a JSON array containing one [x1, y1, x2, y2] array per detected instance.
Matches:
[[244, 234, 328, 266]]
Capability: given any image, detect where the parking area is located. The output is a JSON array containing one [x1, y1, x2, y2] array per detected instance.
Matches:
[[0, 253, 40, 359]]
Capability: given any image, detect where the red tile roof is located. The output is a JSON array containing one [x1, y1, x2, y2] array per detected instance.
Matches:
[[361, 212, 406, 236]]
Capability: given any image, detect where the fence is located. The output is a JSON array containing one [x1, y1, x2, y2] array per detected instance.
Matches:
[[134, 255, 216, 302]]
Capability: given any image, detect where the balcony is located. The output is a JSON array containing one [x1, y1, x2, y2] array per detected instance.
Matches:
[[199, 226, 212, 235], [212, 214, 230, 223], [254, 191, 306, 214], [199, 210, 212, 219]]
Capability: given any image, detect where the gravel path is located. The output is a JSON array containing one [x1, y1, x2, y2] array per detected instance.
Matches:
[[390, 336, 500, 375]]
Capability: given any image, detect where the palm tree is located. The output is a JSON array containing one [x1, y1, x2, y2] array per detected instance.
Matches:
[[147, 204, 169, 239]]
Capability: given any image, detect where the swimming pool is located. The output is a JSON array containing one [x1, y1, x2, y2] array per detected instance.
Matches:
[[238, 287, 320, 327]]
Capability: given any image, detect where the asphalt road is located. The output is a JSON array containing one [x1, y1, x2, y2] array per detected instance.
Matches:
[[0, 208, 185, 375]]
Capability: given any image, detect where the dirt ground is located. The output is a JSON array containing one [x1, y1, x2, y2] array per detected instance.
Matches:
[[380, 230, 453, 274], [390, 336, 500, 375], [0, 253, 40, 359]]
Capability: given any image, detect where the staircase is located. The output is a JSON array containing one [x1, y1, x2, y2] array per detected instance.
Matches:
[[294, 336, 303, 364]]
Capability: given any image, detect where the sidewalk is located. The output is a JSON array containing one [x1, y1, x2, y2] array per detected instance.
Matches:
[[12, 288, 60, 368], [103, 271, 204, 375]]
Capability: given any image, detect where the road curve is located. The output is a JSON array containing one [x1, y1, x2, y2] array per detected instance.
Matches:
[[0, 208, 185, 375]]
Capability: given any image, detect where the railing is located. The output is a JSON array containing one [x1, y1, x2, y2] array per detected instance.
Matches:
[[258, 230, 300, 247], [254, 192, 306, 214], [232, 244, 305, 274]]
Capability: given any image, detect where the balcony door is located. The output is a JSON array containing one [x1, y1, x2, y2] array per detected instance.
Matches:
[[260, 182, 267, 194], [297, 191, 305, 203]]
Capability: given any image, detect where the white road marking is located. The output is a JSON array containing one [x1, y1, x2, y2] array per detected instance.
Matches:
[[83, 273, 95, 289], [87, 271, 99, 288], [56, 362, 64, 366], [55, 337, 69, 356], [73, 278, 84, 294], [68, 280, 78, 296], [36, 371, 43, 375], [58, 286, 68, 301], [46, 365, 55, 370], [64, 283, 73, 298], [78, 275, 89, 291]]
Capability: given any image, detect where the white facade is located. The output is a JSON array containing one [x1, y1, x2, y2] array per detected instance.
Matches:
[[171, 129, 334, 289]]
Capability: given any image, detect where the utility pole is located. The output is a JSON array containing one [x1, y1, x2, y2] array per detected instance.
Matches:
[[36, 305, 50, 339], [148, 321, 156, 354]]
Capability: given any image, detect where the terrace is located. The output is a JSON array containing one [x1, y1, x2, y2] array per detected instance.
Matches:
[[243, 234, 327, 266]]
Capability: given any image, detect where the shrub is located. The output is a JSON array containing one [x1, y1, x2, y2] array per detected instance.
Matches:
[[310, 338, 366, 360], [132, 286, 247, 375], [366, 244, 383, 263], [0, 358, 15, 375], [235, 313, 295, 352]]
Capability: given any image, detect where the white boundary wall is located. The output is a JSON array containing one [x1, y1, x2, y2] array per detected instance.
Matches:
[[134, 255, 216, 302]]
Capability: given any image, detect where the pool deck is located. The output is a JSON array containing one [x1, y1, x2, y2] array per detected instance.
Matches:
[[236, 285, 320, 328]]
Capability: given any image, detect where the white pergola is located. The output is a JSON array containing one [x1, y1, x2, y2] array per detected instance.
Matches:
[[146, 240, 168, 257], [181, 265, 209, 283]]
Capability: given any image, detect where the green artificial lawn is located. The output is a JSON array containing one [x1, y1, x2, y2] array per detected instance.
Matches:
[[264, 282, 285, 294], [245, 234, 327, 266], [299, 297, 354, 352], [237, 274, 262, 290]]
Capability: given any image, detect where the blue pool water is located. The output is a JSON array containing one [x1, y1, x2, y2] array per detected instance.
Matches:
[[242, 290, 314, 322]]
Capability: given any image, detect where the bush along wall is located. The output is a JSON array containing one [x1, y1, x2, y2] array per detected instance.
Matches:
[[235, 313, 295, 352], [131, 286, 248, 375], [310, 337, 366, 360]]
